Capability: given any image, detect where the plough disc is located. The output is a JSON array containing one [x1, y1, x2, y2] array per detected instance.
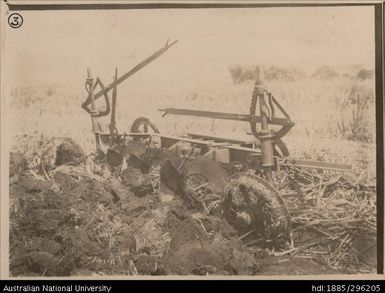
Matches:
[[106, 148, 124, 167], [159, 157, 227, 196], [159, 159, 184, 195], [182, 158, 226, 194]]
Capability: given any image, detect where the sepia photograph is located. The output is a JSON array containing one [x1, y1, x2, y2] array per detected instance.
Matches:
[[0, 1, 383, 278]]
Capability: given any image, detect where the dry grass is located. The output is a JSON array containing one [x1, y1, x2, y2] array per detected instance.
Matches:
[[274, 166, 376, 273]]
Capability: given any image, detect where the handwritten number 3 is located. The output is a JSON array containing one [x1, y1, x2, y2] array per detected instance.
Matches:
[[11, 16, 19, 26], [8, 13, 23, 28]]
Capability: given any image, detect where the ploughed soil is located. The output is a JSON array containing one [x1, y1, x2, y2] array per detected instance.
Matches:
[[8, 136, 374, 276]]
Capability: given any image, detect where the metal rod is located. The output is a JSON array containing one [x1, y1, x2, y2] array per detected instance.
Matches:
[[256, 66, 274, 182], [87, 68, 95, 110], [259, 96, 268, 131], [87, 68, 100, 150], [186, 132, 257, 145], [109, 67, 118, 146], [271, 95, 291, 119], [177, 144, 197, 172], [158, 108, 291, 126], [281, 158, 352, 172], [84, 40, 177, 104], [268, 93, 275, 118], [111, 68, 118, 129]]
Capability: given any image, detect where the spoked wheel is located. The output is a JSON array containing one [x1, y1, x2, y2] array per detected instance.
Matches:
[[182, 173, 212, 209], [223, 172, 291, 248], [130, 117, 160, 134], [130, 117, 160, 143]]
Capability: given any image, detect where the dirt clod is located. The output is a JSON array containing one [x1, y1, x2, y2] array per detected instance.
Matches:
[[55, 139, 85, 166], [10, 152, 28, 177], [134, 254, 166, 275]]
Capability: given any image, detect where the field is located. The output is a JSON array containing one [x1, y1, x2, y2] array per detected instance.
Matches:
[[7, 72, 377, 276]]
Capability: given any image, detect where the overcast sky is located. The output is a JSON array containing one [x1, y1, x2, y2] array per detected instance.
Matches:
[[3, 6, 375, 88]]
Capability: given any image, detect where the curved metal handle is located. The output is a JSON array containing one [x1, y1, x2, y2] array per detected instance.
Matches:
[[81, 77, 110, 117], [250, 94, 294, 141]]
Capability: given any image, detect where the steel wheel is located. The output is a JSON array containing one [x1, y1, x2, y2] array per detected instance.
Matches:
[[130, 117, 160, 144], [130, 117, 160, 134], [223, 172, 291, 248]]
